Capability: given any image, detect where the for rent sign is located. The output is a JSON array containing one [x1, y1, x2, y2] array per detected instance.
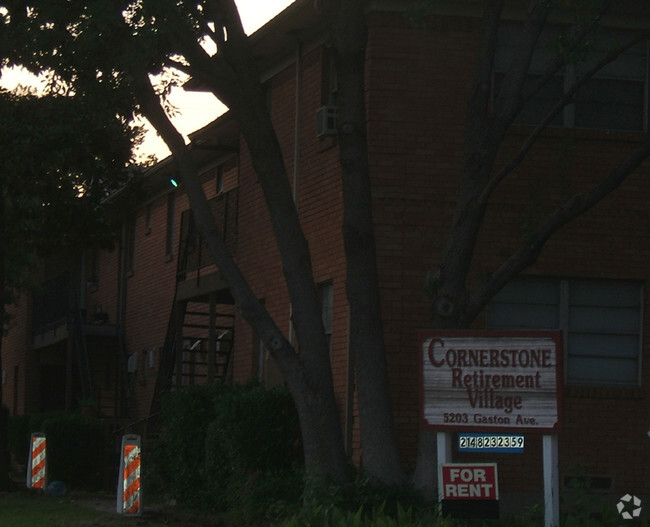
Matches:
[[440, 463, 499, 500], [420, 331, 562, 432]]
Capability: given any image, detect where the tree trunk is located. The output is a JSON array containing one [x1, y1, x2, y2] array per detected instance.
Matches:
[[0, 188, 9, 491], [331, 0, 406, 486]]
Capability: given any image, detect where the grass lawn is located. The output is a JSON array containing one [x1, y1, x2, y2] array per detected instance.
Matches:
[[0, 490, 106, 527], [0, 490, 222, 527]]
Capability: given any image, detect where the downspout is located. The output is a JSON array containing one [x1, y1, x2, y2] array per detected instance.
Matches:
[[117, 218, 129, 415], [117, 220, 128, 330], [288, 40, 303, 348], [79, 251, 86, 313], [345, 310, 354, 455], [293, 39, 303, 206]]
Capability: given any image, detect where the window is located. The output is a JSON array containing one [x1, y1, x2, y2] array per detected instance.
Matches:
[[145, 203, 152, 234], [166, 193, 175, 258], [487, 276, 643, 386], [85, 248, 99, 288], [216, 165, 224, 194], [322, 47, 339, 106], [319, 282, 334, 354], [494, 25, 649, 131], [125, 215, 136, 273]]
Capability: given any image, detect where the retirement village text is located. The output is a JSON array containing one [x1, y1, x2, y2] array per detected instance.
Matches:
[[420, 332, 562, 432]]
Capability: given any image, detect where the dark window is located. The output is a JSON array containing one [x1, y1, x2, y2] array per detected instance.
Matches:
[[494, 25, 648, 131], [487, 276, 643, 386], [145, 203, 152, 234], [216, 165, 224, 194], [125, 215, 136, 272]]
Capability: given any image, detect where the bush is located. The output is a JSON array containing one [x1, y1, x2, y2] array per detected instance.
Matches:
[[154, 382, 303, 522], [7, 413, 30, 466], [41, 412, 106, 490], [8, 411, 107, 490], [301, 471, 442, 522], [155, 384, 220, 504], [274, 502, 447, 527]]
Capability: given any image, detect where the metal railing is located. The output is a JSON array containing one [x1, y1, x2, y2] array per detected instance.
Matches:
[[32, 271, 75, 331], [178, 189, 238, 279]]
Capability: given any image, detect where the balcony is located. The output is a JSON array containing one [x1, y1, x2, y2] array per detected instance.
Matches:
[[178, 189, 238, 277], [176, 189, 237, 303]]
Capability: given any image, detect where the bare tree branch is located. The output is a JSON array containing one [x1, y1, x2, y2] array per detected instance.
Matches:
[[164, 58, 193, 77], [467, 137, 650, 322], [480, 29, 650, 207], [431, 1, 551, 324], [491, 1, 552, 128], [467, 0, 505, 123], [512, 1, 614, 124]]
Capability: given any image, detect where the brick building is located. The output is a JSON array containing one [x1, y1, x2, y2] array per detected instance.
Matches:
[[3, 0, 650, 509]]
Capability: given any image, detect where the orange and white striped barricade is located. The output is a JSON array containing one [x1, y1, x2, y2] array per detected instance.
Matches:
[[116, 434, 142, 516], [26, 432, 47, 490]]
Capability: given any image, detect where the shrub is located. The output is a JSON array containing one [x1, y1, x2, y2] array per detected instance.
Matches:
[[7, 413, 30, 465], [154, 382, 303, 521], [274, 502, 447, 527], [302, 474, 429, 520], [155, 384, 221, 505], [205, 383, 302, 475], [8, 411, 106, 490], [40, 412, 106, 490]]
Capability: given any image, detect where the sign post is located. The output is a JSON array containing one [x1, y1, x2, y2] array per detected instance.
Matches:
[[420, 330, 562, 526], [543, 435, 560, 527]]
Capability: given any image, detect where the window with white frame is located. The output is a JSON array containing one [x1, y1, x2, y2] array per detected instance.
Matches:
[[494, 24, 649, 131], [487, 276, 643, 386]]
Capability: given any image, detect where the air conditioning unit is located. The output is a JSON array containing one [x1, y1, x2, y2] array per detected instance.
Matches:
[[316, 105, 338, 137]]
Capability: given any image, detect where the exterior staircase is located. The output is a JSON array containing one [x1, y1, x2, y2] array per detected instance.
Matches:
[[149, 191, 238, 417]]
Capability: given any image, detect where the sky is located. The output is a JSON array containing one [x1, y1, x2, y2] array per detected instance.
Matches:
[[142, 0, 295, 159], [0, 0, 296, 160], [140, 0, 295, 159]]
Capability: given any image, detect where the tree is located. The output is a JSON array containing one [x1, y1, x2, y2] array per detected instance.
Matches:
[[0, 88, 137, 489], [329, 0, 406, 485]]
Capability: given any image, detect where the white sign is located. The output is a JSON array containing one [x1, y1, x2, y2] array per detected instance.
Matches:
[[420, 331, 562, 432]]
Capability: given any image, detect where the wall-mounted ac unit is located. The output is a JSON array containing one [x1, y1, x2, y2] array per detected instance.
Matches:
[[316, 105, 338, 137]]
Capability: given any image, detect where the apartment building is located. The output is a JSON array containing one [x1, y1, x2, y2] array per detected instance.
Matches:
[[3, 0, 650, 505]]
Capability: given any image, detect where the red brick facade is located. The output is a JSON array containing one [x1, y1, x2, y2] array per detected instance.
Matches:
[[3, 0, 650, 506]]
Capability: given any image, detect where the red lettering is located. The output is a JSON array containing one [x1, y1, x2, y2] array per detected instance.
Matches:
[[489, 349, 499, 367], [457, 349, 467, 367], [451, 368, 463, 387], [428, 338, 445, 367]]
